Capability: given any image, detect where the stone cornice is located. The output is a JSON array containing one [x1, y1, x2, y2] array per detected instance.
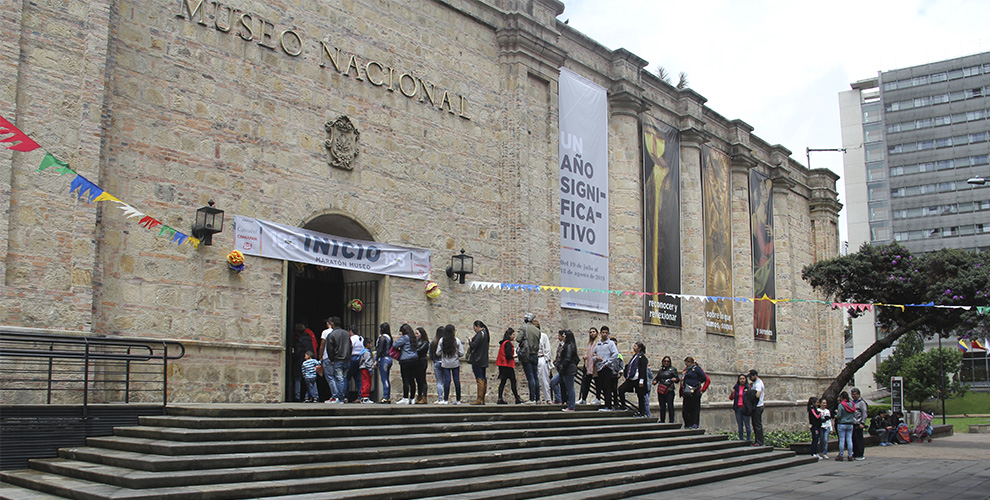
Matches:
[[730, 143, 757, 172], [679, 127, 709, 148], [495, 12, 566, 71], [606, 48, 648, 117]]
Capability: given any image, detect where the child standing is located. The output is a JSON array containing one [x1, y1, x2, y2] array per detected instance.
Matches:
[[818, 398, 832, 459], [301, 351, 320, 403], [358, 338, 375, 404]]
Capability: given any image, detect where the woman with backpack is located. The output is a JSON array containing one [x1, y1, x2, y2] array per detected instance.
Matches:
[[495, 328, 523, 404], [836, 391, 856, 461], [728, 374, 751, 441], [437, 324, 464, 404], [375, 323, 393, 404], [652, 356, 679, 423], [680, 357, 709, 429]]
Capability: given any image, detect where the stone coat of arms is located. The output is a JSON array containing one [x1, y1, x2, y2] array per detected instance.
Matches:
[[324, 116, 360, 170]]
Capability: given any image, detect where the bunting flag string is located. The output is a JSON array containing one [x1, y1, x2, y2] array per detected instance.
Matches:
[[466, 280, 988, 313], [2, 113, 199, 250]]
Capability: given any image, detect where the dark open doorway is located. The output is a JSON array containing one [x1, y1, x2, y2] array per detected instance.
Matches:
[[283, 214, 382, 402]]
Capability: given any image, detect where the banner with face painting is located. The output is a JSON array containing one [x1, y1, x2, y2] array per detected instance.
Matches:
[[702, 145, 734, 335], [750, 170, 776, 341]]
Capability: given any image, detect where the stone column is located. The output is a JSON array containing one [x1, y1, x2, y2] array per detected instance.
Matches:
[[677, 127, 708, 343]]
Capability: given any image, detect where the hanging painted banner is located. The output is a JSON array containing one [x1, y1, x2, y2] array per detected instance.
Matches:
[[750, 170, 776, 341], [558, 67, 609, 314], [702, 145, 734, 335], [233, 215, 431, 279], [642, 116, 681, 327]]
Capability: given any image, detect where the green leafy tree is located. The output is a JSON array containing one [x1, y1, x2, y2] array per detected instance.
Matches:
[[873, 332, 924, 389], [901, 347, 964, 407], [802, 242, 989, 408]]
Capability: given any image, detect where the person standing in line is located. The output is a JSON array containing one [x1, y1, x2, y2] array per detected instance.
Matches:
[[300, 350, 320, 403], [414, 327, 430, 404], [495, 328, 523, 404], [680, 357, 709, 428], [593, 326, 619, 411], [537, 326, 553, 404], [375, 323, 393, 404], [558, 330, 579, 411], [467, 320, 490, 405], [851, 388, 868, 460], [605, 330, 621, 408], [357, 338, 374, 404], [577, 327, 599, 405], [430, 327, 445, 404], [728, 373, 751, 441], [748, 369, 765, 446], [549, 330, 565, 404], [437, 324, 464, 404], [392, 323, 418, 405], [835, 391, 856, 461], [652, 356, 679, 423], [818, 398, 832, 459], [346, 326, 364, 402], [517, 313, 541, 403], [319, 317, 351, 404], [807, 397, 823, 459], [318, 318, 334, 401], [617, 342, 649, 416], [290, 324, 312, 402]]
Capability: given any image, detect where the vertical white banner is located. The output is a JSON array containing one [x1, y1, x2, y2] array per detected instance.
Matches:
[[558, 67, 609, 313]]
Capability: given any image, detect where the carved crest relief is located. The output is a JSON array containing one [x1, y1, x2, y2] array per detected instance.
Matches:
[[324, 116, 360, 170]]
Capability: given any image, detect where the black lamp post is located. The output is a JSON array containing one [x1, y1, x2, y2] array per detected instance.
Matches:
[[445, 249, 474, 284], [192, 199, 224, 246]]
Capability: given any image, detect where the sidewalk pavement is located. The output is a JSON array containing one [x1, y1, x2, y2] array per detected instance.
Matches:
[[630, 433, 990, 500]]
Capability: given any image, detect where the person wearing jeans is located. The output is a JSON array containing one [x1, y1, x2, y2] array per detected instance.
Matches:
[[728, 374, 751, 441], [436, 324, 464, 404], [518, 313, 541, 402], [557, 330, 579, 411], [375, 323, 393, 403], [819, 398, 832, 458], [835, 391, 856, 461]]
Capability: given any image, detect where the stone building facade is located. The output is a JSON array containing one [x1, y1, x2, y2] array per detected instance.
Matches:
[[2, 0, 843, 408]]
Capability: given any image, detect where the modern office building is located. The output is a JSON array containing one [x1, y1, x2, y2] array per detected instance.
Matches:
[[839, 52, 990, 395]]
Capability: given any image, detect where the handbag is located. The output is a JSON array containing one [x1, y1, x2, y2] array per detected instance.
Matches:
[[682, 383, 696, 396], [388, 346, 401, 359], [657, 383, 669, 395]]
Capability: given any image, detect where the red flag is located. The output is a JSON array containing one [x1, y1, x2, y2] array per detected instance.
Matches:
[[0, 115, 41, 152]]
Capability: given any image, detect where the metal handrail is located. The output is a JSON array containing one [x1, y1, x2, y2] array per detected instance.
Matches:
[[0, 330, 184, 418]]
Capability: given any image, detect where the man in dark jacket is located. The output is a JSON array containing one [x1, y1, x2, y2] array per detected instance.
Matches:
[[318, 316, 351, 404], [518, 313, 541, 402]]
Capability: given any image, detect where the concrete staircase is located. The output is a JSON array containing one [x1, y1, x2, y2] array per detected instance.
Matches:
[[0, 404, 814, 499]]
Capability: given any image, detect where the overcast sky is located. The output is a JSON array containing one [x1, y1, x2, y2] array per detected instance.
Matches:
[[558, 0, 990, 242]]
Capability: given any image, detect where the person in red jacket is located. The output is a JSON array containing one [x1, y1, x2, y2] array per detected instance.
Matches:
[[495, 328, 523, 404]]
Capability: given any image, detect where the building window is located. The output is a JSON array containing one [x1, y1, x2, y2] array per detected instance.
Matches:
[[866, 144, 885, 161], [869, 204, 889, 221], [864, 123, 883, 143], [931, 72, 948, 83], [863, 103, 882, 122]]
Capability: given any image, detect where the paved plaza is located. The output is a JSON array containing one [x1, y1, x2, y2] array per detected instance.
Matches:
[[631, 432, 990, 500]]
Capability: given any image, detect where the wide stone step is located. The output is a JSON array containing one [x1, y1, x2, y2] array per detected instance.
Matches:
[[0, 482, 67, 500], [529, 455, 818, 500], [138, 409, 621, 429], [162, 403, 599, 418], [90, 426, 704, 456], [59, 433, 726, 472], [2, 441, 768, 499], [116, 415, 660, 441], [29, 440, 749, 490], [262, 447, 782, 500]]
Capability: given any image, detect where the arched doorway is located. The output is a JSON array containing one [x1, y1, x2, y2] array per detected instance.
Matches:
[[284, 212, 382, 402]]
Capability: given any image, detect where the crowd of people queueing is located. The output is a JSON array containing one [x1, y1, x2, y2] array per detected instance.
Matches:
[[291, 313, 766, 434]]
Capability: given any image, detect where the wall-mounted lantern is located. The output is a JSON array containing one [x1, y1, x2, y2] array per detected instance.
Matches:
[[445, 249, 474, 284], [192, 199, 224, 246]]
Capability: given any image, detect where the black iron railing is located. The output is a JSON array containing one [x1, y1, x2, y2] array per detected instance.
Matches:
[[0, 330, 184, 418]]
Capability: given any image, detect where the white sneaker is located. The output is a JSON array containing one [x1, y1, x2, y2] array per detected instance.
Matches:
[[437, 400, 448, 405], [396, 398, 411, 405], [590, 398, 600, 405], [577, 399, 586, 405], [360, 397, 374, 404], [453, 401, 462, 405]]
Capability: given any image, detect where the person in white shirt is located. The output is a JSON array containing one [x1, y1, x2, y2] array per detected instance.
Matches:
[[536, 329, 553, 403], [748, 369, 766, 446]]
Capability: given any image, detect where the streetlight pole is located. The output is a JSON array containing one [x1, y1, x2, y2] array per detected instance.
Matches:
[[806, 147, 847, 169], [938, 334, 946, 425]]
